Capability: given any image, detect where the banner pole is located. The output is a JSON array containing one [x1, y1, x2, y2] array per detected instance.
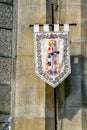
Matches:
[[51, 4, 57, 130], [51, 4, 54, 31]]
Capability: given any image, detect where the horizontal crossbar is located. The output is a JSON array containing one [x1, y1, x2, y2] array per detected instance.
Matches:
[[29, 23, 77, 27]]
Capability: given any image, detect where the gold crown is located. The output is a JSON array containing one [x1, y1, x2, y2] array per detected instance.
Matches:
[[48, 39, 56, 46]]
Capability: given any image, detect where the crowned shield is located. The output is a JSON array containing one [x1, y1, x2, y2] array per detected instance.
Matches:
[[34, 32, 71, 88]]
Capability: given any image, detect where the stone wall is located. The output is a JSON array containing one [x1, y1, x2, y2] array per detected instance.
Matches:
[[81, 1, 87, 130], [45, 0, 82, 130], [0, 0, 13, 129], [12, 0, 46, 130], [56, 0, 82, 130], [0, 0, 87, 130], [12, 0, 84, 130]]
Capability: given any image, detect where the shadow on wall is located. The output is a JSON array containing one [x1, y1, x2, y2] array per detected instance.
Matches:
[[58, 55, 82, 120], [45, 55, 82, 129], [58, 76, 81, 120]]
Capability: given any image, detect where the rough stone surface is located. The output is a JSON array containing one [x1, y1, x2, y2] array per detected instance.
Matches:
[[82, 105, 87, 130], [9, 1, 87, 130], [14, 118, 45, 130], [54, 1, 82, 130], [0, 0, 13, 3], [12, 0, 46, 130], [0, 29, 12, 57], [82, 74, 87, 104], [81, 42, 87, 58], [81, 1, 87, 130], [0, 57, 12, 85], [70, 43, 81, 56], [61, 0, 81, 5], [0, 84, 11, 112], [65, 76, 81, 107], [0, 113, 10, 129], [0, 0, 13, 130], [0, 3, 13, 28], [71, 56, 82, 75], [59, 107, 82, 130]]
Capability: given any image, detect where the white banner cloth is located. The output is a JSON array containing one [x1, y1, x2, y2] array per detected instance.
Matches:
[[34, 24, 39, 32], [34, 32, 71, 88], [54, 24, 59, 31], [43, 24, 49, 32], [64, 24, 69, 32]]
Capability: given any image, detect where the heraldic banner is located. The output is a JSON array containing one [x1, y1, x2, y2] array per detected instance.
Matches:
[[34, 24, 71, 88]]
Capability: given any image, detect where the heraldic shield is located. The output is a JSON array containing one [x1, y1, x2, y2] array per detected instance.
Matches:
[[34, 32, 71, 88]]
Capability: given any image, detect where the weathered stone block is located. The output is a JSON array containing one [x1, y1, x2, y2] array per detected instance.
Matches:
[[81, 56, 87, 74], [71, 56, 82, 75], [45, 118, 54, 130], [59, 107, 82, 130], [14, 118, 45, 130], [81, 0, 87, 5], [57, 81, 65, 109], [0, 29, 12, 57], [0, 113, 10, 129], [45, 85, 54, 118], [59, 106, 80, 119], [59, 5, 81, 23], [0, 57, 12, 85], [81, 42, 87, 58], [0, 84, 11, 112], [66, 0, 81, 5], [70, 25, 81, 42], [81, 6, 87, 19], [65, 75, 81, 107], [82, 105, 87, 130], [60, 0, 81, 5], [0, 0, 13, 3], [59, 6, 81, 41], [82, 74, 87, 103], [67, 5, 81, 20], [70, 43, 81, 55], [81, 22, 87, 40], [0, 3, 13, 28]]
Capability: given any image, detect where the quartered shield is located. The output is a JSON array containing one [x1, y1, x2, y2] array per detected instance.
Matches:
[[34, 32, 71, 88]]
